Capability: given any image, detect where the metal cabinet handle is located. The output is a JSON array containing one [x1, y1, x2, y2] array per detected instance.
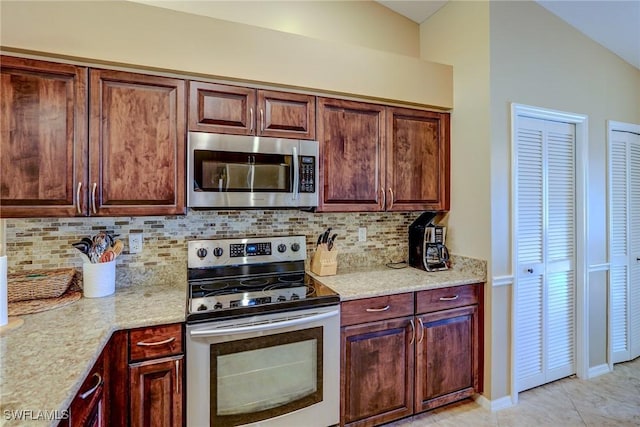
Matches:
[[381, 186, 386, 209], [418, 318, 425, 344], [79, 373, 103, 400], [76, 182, 83, 214], [439, 295, 459, 301], [366, 305, 390, 312], [260, 109, 265, 132], [388, 188, 394, 209], [175, 359, 180, 395], [249, 108, 254, 133], [409, 319, 415, 345], [136, 336, 176, 347], [91, 182, 97, 214]]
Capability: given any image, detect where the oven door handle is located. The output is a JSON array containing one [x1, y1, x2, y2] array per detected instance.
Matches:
[[189, 308, 339, 337]]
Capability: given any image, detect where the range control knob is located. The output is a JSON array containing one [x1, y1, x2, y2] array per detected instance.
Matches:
[[277, 295, 287, 302], [277, 244, 287, 253], [213, 247, 224, 257], [196, 248, 208, 259], [291, 243, 301, 252], [197, 304, 208, 311], [214, 302, 223, 310], [290, 293, 300, 300]]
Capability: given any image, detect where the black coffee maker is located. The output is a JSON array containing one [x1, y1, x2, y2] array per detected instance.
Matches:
[[409, 212, 450, 272]]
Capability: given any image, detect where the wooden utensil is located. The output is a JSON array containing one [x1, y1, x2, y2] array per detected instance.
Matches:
[[111, 240, 124, 257]]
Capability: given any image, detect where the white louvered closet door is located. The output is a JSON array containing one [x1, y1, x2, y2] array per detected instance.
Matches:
[[610, 130, 640, 363], [515, 116, 576, 392]]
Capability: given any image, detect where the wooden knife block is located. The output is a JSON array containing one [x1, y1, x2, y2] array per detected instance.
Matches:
[[310, 245, 338, 276]]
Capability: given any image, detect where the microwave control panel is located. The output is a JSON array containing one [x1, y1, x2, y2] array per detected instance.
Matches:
[[299, 156, 315, 193]]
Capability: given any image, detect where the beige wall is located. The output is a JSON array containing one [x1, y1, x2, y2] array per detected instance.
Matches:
[[131, 0, 421, 57], [0, 0, 451, 108], [419, 0, 495, 397], [421, 0, 640, 403]]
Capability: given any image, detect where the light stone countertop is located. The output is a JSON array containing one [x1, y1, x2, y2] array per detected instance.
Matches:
[[0, 256, 485, 427], [0, 281, 187, 427], [310, 256, 487, 301]]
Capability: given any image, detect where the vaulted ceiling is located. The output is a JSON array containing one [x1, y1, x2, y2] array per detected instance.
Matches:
[[376, 0, 640, 70]]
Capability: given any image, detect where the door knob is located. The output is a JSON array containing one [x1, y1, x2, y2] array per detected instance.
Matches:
[[526, 268, 534, 274]]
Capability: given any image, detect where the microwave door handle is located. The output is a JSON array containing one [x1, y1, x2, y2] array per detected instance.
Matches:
[[247, 156, 254, 192], [188, 308, 339, 337], [292, 146, 299, 200]]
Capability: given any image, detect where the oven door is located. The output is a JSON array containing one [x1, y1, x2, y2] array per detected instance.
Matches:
[[188, 132, 318, 209], [186, 305, 340, 427]]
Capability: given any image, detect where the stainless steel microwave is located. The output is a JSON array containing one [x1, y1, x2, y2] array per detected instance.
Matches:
[[187, 132, 319, 209]]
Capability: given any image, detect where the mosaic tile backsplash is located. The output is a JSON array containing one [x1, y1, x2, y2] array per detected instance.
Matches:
[[5, 210, 420, 286]]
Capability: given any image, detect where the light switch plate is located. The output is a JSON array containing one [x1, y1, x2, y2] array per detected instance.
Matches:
[[358, 227, 367, 242]]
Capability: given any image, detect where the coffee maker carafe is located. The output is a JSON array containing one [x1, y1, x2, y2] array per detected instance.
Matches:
[[409, 212, 450, 272]]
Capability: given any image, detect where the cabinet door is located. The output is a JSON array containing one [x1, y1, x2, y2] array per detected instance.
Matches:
[[0, 56, 87, 218], [188, 81, 256, 135], [257, 90, 315, 139], [70, 352, 106, 427], [130, 355, 183, 427], [415, 305, 479, 412], [89, 70, 186, 216], [317, 98, 385, 212], [386, 107, 450, 211], [341, 317, 414, 426]]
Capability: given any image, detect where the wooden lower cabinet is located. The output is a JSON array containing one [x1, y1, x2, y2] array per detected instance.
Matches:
[[76, 324, 184, 427], [67, 342, 108, 427], [341, 317, 414, 426], [129, 355, 183, 427], [415, 305, 480, 412], [128, 323, 184, 427], [340, 284, 483, 427]]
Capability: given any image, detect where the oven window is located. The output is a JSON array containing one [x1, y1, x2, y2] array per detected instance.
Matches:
[[194, 149, 292, 192], [210, 327, 323, 426]]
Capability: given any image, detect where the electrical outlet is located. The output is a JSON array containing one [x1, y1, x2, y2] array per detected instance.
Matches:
[[358, 227, 367, 242], [129, 233, 143, 254]]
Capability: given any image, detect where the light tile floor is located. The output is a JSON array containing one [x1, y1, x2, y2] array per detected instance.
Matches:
[[386, 357, 640, 427]]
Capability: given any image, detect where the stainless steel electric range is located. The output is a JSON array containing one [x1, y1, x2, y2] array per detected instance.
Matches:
[[185, 235, 340, 427]]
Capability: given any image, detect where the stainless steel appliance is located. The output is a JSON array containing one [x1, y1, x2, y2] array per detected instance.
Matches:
[[409, 212, 450, 271], [185, 235, 340, 427], [187, 132, 319, 209]]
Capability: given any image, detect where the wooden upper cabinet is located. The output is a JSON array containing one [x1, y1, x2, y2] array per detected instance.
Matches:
[[188, 81, 255, 135], [386, 107, 450, 211], [317, 97, 385, 212], [316, 98, 450, 213], [89, 69, 186, 216], [0, 56, 88, 218], [188, 81, 316, 139], [257, 90, 315, 139]]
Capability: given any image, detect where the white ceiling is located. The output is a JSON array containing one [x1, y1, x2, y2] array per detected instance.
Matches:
[[376, 0, 640, 70]]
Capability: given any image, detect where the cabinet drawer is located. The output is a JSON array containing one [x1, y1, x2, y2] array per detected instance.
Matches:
[[129, 323, 183, 362], [416, 284, 479, 314], [341, 293, 414, 327]]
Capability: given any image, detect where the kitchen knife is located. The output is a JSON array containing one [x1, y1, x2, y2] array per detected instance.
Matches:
[[327, 233, 338, 251], [322, 227, 332, 244]]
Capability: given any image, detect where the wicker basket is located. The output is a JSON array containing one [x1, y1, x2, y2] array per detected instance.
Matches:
[[7, 268, 77, 302]]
